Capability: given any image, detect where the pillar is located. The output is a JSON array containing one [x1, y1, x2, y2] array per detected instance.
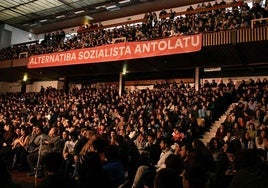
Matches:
[[119, 72, 125, 97], [63, 77, 69, 94], [195, 67, 200, 91], [21, 81, 26, 94]]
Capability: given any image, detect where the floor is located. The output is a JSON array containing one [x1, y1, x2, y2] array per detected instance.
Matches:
[[11, 171, 44, 188]]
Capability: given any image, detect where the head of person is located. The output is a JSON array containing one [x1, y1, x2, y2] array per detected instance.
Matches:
[[159, 136, 172, 151], [42, 152, 63, 174], [182, 165, 207, 188], [35, 125, 43, 135], [165, 154, 183, 173], [264, 134, 268, 150], [180, 142, 192, 159], [147, 132, 156, 144], [48, 127, 59, 137]]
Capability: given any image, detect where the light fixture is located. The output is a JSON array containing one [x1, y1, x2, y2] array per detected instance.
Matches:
[[74, 10, 85, 14], [95, 5, 105, 9], [29, 22, 39, 27], [84, 15, 94, 20], [105, 3, 120, 11], [56, 15, 65, 19], [123, 63, 127, 75], [119, 0, 131, 4], [39, 19, 48, 23], [204, 67, 221, 72], [23, 74, 28, 82]]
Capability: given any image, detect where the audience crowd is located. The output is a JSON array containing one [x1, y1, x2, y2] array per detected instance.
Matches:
[[0, 0, 268, 61], [0, 78, 268, 188], [0, 1, 268, 188]]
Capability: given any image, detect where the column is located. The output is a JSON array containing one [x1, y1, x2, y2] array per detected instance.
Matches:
[[119, 72, 125, 97], [195, 67, 200, 91], [63, 77, 69, 94], [21, 81, 26, 93]]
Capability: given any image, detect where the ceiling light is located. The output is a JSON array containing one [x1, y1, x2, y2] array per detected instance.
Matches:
[[29, 22, 39, 27], [74, 10, 85, 14], [119, 0, 131, 4], [23, 73, 28, 82], [105, 3, 120, 11], [204, 67, 221, 72], [84, 15, 94, 20], [56, 15, 65, 19], [39, 19, 47, 23], [95, 5, 105, 9]]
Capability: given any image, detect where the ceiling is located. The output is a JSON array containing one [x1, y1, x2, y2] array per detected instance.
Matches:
[[0, 0, 212, 34]]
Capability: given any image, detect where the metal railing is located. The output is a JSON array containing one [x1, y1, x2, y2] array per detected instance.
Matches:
[[251, 17, 268, 28], [203, 26, 268, 46]]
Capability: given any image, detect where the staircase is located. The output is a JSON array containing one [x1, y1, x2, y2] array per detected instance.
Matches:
[[200, 103, 237, 145]]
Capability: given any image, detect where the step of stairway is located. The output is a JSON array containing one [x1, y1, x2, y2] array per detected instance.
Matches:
[[200, 103, 237, 145]]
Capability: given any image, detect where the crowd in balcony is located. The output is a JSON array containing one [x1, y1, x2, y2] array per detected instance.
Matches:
[[0, 0, 267, 61], [0, 78, 268, 187]]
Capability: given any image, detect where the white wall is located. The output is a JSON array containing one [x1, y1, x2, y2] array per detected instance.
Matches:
[[0, 82, 21, 93], [57, 81, 64, 90], [0, 80, 64, 93], [4, 24, 37, 45], [26, 80, 63, 92]]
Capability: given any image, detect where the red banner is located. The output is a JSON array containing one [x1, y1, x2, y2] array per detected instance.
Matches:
[[28, 34, 202, 68]]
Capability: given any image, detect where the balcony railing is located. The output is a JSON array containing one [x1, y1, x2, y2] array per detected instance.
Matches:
[[1, 25, 267, 68]]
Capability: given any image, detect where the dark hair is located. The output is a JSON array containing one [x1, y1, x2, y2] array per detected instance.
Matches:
[[92, 138, 107, 154], [69, 131, 79, 140], [147, 132, 156, 139], [20, 126, 29, 135], [42, 152, 63, 172], [159, 136, 173, 147], [165, 154, 183, 174], [104, 144, 119, 161], [36, 124, 44, 132], [183, 165, 207, 188], [155, 168, 182, 188], [236, 149, 261, 170]]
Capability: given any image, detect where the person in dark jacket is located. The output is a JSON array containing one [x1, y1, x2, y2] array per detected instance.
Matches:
[[37, 152, 78, 188]]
